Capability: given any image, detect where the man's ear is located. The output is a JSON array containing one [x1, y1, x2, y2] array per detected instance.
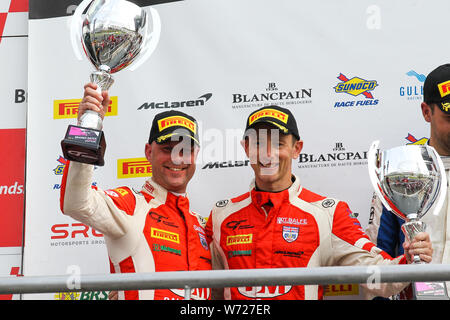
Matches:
[[145, 142, 153, 162], [292, 139, 303, 160], [421, 102, 432, 123], [241, 139, 250, 158]]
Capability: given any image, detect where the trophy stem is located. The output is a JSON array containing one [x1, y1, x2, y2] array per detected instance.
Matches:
[[90, 68, 114, 92], [78, 69, 115, 130], [401, 215, 426, 264]]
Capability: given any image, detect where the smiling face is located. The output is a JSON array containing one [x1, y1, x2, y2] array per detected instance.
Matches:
[[145, 139, 199, 193], [242, 123, 303, 192]]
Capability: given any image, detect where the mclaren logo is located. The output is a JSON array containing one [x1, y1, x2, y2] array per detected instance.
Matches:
[[138, 93, 212, 110]]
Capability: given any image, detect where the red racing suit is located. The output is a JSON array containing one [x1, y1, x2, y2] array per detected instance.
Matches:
[[60, 161, 211, 300], [205, 175, 407, 300]]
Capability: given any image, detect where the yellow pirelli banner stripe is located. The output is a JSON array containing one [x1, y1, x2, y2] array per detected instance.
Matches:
[[117, 158, 152, 179], [324, 284, 359, 296], [53, 96, 118, 119]]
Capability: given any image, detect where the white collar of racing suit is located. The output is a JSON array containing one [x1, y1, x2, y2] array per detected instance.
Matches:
[[249, 174, 303, 203]]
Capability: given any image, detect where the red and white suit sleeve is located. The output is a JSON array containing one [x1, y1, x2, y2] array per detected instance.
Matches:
[[60, 161, 130, 239], [327, 200, 408, 298]]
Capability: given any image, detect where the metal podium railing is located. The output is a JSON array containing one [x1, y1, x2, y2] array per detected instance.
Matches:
[[1, 264, 450, 298]]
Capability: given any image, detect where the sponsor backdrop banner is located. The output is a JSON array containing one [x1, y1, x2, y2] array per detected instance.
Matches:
[[23, 0, 450, 299], [0, 0, 28, 300]]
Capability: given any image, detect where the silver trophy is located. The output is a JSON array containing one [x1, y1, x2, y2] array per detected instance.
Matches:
[[368, 141, 446, 264], [368, 141, 449, 299], [62, 0, 161, 165]]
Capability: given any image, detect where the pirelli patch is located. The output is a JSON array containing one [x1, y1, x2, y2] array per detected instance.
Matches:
[[226, 234, 253, 246], [151, 227, 180, 244]]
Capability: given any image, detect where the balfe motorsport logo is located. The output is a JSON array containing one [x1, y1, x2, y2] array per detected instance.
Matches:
[[333, 73, 378, 108]]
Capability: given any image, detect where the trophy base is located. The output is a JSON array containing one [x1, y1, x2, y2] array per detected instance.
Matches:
[[413, 281, 449, 300], [61, 125, 106, 166], [398, 282, 449, 300]]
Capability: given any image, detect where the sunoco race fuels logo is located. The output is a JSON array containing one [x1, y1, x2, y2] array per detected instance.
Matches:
[[405, 133, 428, 145], [333, 73, 379, 108]]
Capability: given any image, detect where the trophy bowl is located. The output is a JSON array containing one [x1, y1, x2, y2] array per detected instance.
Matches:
[[82, 0, 148, 77], [79, 0, 158, 129], [62, 0, 160, 165], [368, 141, 447, 263]]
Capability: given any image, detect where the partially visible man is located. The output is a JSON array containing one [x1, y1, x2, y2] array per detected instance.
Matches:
[[366, 64, 450, 298], [60, 83, 211, 300], [206, 105, 433, 300]]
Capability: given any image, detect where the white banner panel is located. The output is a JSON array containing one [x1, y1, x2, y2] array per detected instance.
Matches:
[[24, 0, 450, 299]]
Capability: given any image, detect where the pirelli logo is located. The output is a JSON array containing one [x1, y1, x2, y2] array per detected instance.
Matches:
[[248, 108, 288, 125], [151, 227, 180, 244], [324, 284, 359, 296], [438, 80, 450, 98], [157, 116, 197, 134], [226, 234, 253, 246], [53, 96, 118, 119], [117, 158, 152, 179]]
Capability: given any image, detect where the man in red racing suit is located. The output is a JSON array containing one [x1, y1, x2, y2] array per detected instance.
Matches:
[[60, 83, 211, 300], [61, 162, 211, 300], [205, 105, 433, 300], [206, 175, 408, 300]]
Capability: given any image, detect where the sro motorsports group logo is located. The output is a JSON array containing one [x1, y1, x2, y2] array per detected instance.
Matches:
[[333, 73, 379, 108]]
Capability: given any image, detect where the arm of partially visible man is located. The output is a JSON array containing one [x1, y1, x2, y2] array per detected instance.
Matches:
[[328, 200, 432, 298]]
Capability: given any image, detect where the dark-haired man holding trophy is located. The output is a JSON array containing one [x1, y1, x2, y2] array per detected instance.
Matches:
[[366, 64, 450, 300], [59, 0, 211, 300]]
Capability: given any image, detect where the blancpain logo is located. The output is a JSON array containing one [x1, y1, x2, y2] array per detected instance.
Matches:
[[232, 82, 312, 109], [299, 142, 368, 169], [138, 93, 212, 110]]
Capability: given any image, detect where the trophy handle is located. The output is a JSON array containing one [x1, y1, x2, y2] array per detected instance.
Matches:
[[367, 140, 395, 212], [129, 7, 161, 72], [428, 145, 447, 216], [70, 0, 92, 61]]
